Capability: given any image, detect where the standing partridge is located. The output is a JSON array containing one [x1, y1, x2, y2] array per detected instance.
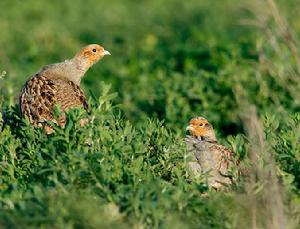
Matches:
[[19, 44, 110, 133], [186, 116, 237, 189]]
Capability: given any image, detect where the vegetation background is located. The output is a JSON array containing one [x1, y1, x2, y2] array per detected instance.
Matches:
[[1, 0, 300, 228]]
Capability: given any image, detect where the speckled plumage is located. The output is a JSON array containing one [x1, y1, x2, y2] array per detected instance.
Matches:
[[186, 117, 236, 189], [19, 73, 88, 126], [19, 44, 110, 133]]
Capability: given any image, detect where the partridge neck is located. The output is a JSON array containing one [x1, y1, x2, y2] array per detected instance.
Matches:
[[197, 135, 217, 143], [67, 58, 90, 85]]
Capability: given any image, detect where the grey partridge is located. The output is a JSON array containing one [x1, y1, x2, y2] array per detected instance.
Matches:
[[19, 44, 110, 133], [186, 116, 237, 189]]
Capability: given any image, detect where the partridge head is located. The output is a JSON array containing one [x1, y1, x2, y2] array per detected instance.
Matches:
[[68, 44, 111, 84], [186, 116, 216, 142], [74, 44, 111, 70]]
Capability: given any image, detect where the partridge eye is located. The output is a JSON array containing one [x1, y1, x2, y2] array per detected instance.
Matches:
[[205, 123, 209, 126], [92, 48, 97, 53], [199, 123, 204, 127]]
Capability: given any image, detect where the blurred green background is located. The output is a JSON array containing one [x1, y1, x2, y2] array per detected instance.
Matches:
[[1, 0, 300, 228], [0, 0, 260, 134], [1, 0, 299, 134]]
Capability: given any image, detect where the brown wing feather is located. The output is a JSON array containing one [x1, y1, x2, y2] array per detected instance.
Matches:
[[54, 79, 88, 111], [192, 140, 236, 175], [19, 73, 88, 127], [19, 74, 57, 125], [209, 144, 235, 176]]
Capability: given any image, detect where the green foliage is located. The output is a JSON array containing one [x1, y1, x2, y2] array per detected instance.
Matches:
[[0, 87, 229, 228], [1, 0, 300, 228], [265, 114, 300, 191]]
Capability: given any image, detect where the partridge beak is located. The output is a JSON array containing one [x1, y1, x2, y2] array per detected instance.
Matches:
[[103, 50, 111, 56], [186, 125, 194, 131]]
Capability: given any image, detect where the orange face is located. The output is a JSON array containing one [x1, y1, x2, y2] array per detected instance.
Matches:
[[75, 44, 110, 67], [186, 117, 213, 138]]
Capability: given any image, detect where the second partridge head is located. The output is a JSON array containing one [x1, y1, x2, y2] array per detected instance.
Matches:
[[186, 116, 216, 141]]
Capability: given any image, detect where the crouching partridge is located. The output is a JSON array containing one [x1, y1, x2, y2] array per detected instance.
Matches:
[[186, 116, 238, 189], [19, 44, 110, 133]]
